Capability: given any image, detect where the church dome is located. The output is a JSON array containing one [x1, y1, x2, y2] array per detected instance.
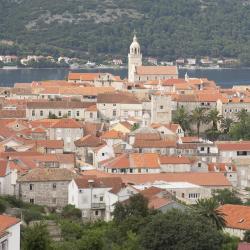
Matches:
[[130, 34, 140, 54]]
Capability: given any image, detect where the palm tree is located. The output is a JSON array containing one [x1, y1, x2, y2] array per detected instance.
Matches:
[[190, 107, 206, 138], [194, 198, 226, 230], [220, 117, 233, 134], [173, 106, 190, 133], [207, 109, 222, 131]]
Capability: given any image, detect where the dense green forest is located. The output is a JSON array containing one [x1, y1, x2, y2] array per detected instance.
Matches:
[[1, 0, 250, 63]]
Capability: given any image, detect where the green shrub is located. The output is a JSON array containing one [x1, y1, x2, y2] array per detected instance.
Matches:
[[0, 199, 7, 213], [22, 208, 43, 224], [61, 205, 81, 220]]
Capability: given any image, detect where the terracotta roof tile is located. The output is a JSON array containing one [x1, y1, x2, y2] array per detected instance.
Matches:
[[101, 130, 124, 139], [0, 110, 26, 119], [159, 156, 192, 164], [134, 139, 176, 148], [51, 119, 82, 129], [18, 168, 76, 182], [75, 176, 123, 193], [84, 172, 231, 187], [216, 141, 250, 151], [219, 204, 250, 230], [27, 101, 92, 109], [74, 134, 104, 147], [136, 66, 178, 75], [97, 91, 141, 104], [0, 215, 20, 236], [68, 72, 101, 81]]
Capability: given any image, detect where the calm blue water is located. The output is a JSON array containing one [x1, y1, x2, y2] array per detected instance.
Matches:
[[0, 67, 250, 88]]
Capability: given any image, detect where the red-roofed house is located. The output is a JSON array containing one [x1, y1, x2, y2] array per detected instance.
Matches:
[[49, 119, 83, 152], [219, 204, 250, 239], [208, 162, 237, 186], [68, 176, 124, 221], [216, 141, 250, 161], [0, 215, 21, 250], [99, 153, 161, 174]]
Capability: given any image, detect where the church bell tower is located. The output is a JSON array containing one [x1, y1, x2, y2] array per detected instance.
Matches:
[[128, 32, 142, 83]]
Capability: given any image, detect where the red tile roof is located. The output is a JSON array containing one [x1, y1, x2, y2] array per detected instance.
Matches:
[[208, 163, 237, 172], [134, 139, 176, 148], [68, 72, 101, 81], [101, 130, 124, 139], [74, 134, 104, 147], [136, 66, 178, 75], [97, 91, 141, 104], [18, 168, 76, 182], [84, 171, 231, 188], [181, 136, 200, 143], [219, 204, 250, 230], [74, 176, 123, 193], [159, 156, 192, 165], [238, 243, 250, 250], [0, 215, 20, 236], [216, 141, 250, 151], [51, 119, 82, 128], [101, 153, 160, 169]]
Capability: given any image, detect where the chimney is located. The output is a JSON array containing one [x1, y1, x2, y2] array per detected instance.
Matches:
[[88, 179, 94, 188]]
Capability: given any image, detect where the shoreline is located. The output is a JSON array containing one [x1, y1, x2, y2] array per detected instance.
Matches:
[[1, 66, 250, 71]]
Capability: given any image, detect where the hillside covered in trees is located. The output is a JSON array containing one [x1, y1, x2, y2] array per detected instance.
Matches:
[[1, 0, 250, 63]]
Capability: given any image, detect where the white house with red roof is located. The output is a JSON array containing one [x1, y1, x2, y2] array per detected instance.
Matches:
[[216, 141, 250, 161], [48, 119, 83, 152], [0, 215, 21, 250], [219, 204, 250, 239], [68, 176, 124, 221]]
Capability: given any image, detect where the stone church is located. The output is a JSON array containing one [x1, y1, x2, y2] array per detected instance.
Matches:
[[128, 34, 179, 83]]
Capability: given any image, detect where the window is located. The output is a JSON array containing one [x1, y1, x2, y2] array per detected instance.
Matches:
[[32, 110, 35, 116], [29, 184, 34, 191], [160, 105, 163, 109], [95, 210, 99, 216], [68, 111, 71, 117], [113, 104, 116, 106], [198, 162, 202, 168], [52, 198, 56, 204], [52, 183, 57, 190], [113, 110, 116, 117], [76, 111, 80, 117], [100, 196, 104, 202], [40, 110, 43, 116], [237, 151, 247, 156], [90, 112, 93, 118], [200, 147, 204, 151], [58, 111, 62, 117], [30, 198, 34, 204], [102, 152, 105, 156]]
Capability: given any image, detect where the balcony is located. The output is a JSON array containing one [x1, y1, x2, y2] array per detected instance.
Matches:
[[91, 203, 106, 209]]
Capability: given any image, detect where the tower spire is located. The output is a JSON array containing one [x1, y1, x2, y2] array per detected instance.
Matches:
[[133, 29, 137, 42]]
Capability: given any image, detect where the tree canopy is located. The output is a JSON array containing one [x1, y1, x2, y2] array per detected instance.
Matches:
[[1, 0, 250, 64]]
